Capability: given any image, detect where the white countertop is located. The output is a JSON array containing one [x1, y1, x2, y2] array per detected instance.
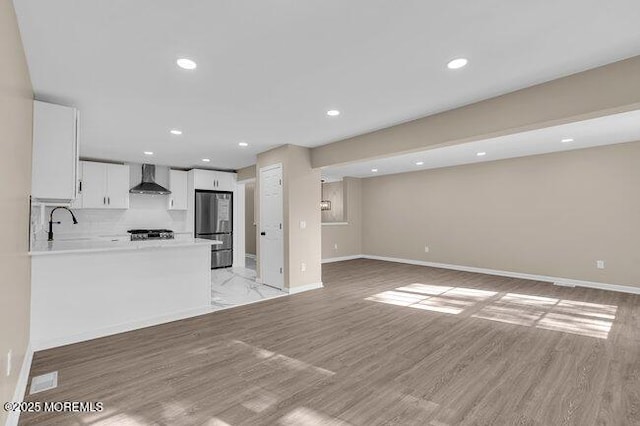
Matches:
[[30, 238, 221, 256]]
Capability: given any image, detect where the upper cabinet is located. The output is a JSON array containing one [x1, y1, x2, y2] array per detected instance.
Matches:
[[76, 161, 130, 209], [168, 169, 188, 210], [31, 101, 79, 202], [106, 163, 130, 209], [193, 169, 236, 192]]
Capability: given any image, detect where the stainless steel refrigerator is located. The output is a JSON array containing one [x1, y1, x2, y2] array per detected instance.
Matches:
[[195, 190, 233, 269]]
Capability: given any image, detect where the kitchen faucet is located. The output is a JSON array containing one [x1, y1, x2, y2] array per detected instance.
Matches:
[[48, 206, 78, 241]]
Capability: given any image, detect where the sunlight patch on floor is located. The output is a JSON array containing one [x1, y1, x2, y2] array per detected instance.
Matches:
[[366, 284, 618, 339], [366, 284, 496, 315], [411, 296, 472, 315], [396, 283, 453, 296], [231, 340, 335, 377], [472, 304, 545, 327], [279, 407, 353, 426], [473, 292, 617, 339], [498, 293, 558, 307], [242, 393, 279, 413], [202, 418, 232, 426], [536, 313, 614, 339]]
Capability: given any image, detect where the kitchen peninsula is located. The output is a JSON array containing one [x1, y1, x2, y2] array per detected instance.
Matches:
[[30, 237, 220, 350]]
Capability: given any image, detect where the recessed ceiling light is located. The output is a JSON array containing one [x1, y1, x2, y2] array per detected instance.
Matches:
[[561, 138, 574, 143], [144, 151, 154, 156], [327, 110, 340, 117], [476, 152, 486, 157], [176, 58, 197, 70], [238, 142, 249, 147], [415, 161, 424, 166], [170, 129, 182, 135], [202, 158, 210, 162], [447, 58, 468, 70], [371, 168, 378, 172]]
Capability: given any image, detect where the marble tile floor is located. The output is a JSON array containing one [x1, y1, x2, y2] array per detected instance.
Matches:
[[210, 260, 285, 310]]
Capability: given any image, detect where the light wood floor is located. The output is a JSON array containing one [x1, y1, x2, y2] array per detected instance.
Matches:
[[20, 259, 640, 425]]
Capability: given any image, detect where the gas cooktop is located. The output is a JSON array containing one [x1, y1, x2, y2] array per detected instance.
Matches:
[[127, 229, 175, 241]]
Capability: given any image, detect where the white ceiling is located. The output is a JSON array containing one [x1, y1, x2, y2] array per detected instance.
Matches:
[[321, 109, 640, 180], [14, 0, 640, 170]]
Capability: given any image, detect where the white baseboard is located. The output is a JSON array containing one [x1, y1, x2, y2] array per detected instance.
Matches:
[[326, 254, 640, 295], [322, 255, 364, 264], [5, 343, 34, 426], [287, 282, 324, 294], [31, 305, 214, 351]]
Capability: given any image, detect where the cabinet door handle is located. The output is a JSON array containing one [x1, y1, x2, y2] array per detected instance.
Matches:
[[171, 199, 174, 207], [108, 197, 110, 205], [103, 196, 106, 205], [78, 180, 82, 193]]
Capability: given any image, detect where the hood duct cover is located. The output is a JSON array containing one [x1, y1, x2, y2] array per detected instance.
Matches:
[[129, 164, 171, 195]]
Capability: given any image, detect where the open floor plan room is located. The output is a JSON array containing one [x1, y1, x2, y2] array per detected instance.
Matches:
[[2, 1, 640, 425], [20, 260, 640, 425]]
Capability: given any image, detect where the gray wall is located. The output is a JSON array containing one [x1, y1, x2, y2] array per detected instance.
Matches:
[[359, 142, 640, 287], [0, 0, 33, 423]]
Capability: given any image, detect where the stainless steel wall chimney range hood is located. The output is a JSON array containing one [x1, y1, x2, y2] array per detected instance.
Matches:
[[129, 164, 171, 195]]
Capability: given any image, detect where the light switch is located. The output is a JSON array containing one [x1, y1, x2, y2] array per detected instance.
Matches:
[[299, 220, 306, 229]]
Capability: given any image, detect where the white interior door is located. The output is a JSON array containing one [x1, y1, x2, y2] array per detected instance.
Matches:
[[259, 164, 284, 289]]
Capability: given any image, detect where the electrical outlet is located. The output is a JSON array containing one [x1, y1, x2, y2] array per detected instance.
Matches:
[[301, 262, 306, 272], [424, 245, 430, 253], [334, 243, 338, 250], [6, 350, 11, 377], [596, 260, 605, 270]]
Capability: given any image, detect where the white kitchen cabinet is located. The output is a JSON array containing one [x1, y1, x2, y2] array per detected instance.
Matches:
[[79, 161, 106, 208], [193, 169, 215, 190], [77, 161, 129, 209], [107, 164, 130, 209], [31, 101, 79, 202], [193, 169, 236, 192], [70, 162, 83, 209], [215, 172, 236, 192], [168, 169, 188, 210]]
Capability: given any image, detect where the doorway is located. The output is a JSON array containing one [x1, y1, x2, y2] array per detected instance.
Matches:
[[244, 181, 257, 271]]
